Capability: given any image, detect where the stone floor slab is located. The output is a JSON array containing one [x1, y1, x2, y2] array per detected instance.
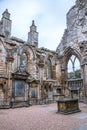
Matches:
[[72, 112, 87, 119], [71, 123, 87, 130]]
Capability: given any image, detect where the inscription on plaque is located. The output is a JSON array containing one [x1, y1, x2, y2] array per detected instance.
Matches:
[[15, 80, 25, 97]]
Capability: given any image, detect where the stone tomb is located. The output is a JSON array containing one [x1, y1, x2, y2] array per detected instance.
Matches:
[[57, 98, 81, 114]]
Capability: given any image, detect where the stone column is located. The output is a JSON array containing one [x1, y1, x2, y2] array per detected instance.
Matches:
[[80, 41, 87, 101], [82, 64, 87, 100], [37, 55, 45, 100], [6, 49, 14, 107], [39, 67, 43, 98], [37, 84, 40, 99]]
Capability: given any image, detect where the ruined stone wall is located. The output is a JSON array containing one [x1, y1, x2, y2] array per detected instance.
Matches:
[[55, 0, 87, 100], [38, 48, 57, 81], [76, 0, 87, 43], [56, 0, 87, 80], [57, 0, 87, 55], [67, 6, 78, 45], [0, 39, 6, 75]]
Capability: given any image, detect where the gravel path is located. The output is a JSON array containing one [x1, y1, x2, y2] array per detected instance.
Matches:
[[0, 103, 87, 130]]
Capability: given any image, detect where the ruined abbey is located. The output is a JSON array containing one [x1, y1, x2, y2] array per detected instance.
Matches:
[[0, 0, 87, 108]]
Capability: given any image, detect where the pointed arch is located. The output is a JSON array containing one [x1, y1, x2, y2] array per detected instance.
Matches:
[[47, 58, 52, 79], [18, 44, 36, 60], [60, 46, 83, 99], [64, 46, 82, 69], [68, 55, 81, 79], [15, 44, 37, 75], [21, 52, 27, 68]]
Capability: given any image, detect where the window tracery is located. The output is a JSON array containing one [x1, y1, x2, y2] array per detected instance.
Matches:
[[68, 55, 81, 79], [21, 53, 27, 68], [47, 59, 52, 79]]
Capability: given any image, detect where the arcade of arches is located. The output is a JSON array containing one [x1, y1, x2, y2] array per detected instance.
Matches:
[[0, 0, 87, 108]]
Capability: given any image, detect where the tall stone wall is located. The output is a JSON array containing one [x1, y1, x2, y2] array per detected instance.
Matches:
[[67, 6, 78, 45], [56, 0, 87, 100], [0, 40, 6, 75], [56, 1, 86, 53]]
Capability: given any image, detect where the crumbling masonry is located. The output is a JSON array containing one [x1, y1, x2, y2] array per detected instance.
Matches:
[[0, 0, 87, 108]]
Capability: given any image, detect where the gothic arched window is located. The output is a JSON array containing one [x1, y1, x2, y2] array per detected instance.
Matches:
[[21, 53, 27, 68], [47, 59, 52, 79], [68, 55, 81, 79]]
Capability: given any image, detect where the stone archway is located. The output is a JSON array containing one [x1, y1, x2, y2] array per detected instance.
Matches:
[[61, 47, 83, 99], [67, 55, 83, 99], [11, 44, 36, 107], [20, 51, 30, 72], [67, 55, 81, 79], [19, 45, 35, 74]]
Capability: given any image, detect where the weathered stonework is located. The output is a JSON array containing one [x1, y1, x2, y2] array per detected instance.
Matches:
[[56, 0, 87, 101], [0, 0, 87, 108], [0, 9, 59, 108]]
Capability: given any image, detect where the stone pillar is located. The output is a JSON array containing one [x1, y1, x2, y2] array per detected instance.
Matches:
[[39, 67, 43, 99], [37, 55, 45, 99], [82, 64, 87, 100], [6, 49, 14, 107], [37, 84, 40, 99], [80, 41, 87, 101], [8, 62, 12, 95]]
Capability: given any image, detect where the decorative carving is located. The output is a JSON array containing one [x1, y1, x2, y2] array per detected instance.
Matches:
[[37, 55, 44, 67], [12, 66, 29, 80], [79, 41, 87, 52], [76, 0, 85, 9], [78, 18, 85, 27], [6, 48, 14, 62], [79, 41, 87, 65], [85, 8, 87, 16]]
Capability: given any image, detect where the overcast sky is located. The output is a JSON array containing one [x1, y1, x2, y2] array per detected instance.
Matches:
[[0, 0, 75, 50]]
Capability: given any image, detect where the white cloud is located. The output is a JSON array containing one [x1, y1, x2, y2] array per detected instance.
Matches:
[[0, 0, 75, 50]]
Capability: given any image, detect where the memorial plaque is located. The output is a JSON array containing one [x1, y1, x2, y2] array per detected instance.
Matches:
[[15, 80, 25, 96]]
